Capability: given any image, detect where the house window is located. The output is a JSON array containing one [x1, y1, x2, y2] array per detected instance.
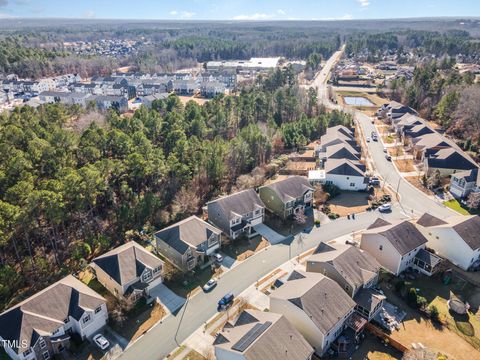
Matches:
[[350, 183, 355, 187], [379, 245, 383, 251], [42, 351, 50, 360], [52, 328, 60, 336], [83, 315, 91, 324], [40, 339, 47, 349], [63, 317, 69, 324], [23, 349, 32, 356], [95, 306, 102, 314], [254, 209, 261, 215]]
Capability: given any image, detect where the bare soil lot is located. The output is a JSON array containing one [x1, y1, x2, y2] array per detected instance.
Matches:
[[393, 159, 415, 172]]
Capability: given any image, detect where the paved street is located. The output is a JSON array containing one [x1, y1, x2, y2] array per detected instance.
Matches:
[[119, 47, 457, 360]]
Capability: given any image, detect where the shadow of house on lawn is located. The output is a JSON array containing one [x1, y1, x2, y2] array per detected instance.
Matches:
[[263, 208, 314, 236]]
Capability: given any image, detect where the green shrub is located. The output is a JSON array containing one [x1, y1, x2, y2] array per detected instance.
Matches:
[[428, 304, 440, 322], [323, 183, 340, 199], [407, 287, 418, 307]]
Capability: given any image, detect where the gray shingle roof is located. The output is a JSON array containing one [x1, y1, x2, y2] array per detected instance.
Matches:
[[92, 241, 163, 286], [325, 158, 365, 177], [364, 219, 427, 255], [208, 189, 265, 221], [0, 275, 105, 354], [154, 215, 221, 254], [326, 143, 360, 160], [453, 168, 480, 185], [262, 176, 313, 203], [214, 309, 313, 360], [414, 248, 443, 268], [353, 288, 385, 313], [416, 213, 447, 227], [452, 216, 480, 250], [426, 148, 477, 171], [308, 243, 381, 290], [270, 269, 355, 335]]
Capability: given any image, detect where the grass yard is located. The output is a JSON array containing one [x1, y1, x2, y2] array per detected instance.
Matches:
[[328, 191, 370, 216], [222, 236, 269, 261], [443, 199, 477, 215], [379, 273, 480, 360], [115, 302, 166, 343], [352, 333, 402, 360], [383, 135, 395, 144], [393, 159, 415, 173], [164, 265, 217, 298], [404, 176, 434, 196], [388, 146, 404, 157], [183, 350, 206, 360]]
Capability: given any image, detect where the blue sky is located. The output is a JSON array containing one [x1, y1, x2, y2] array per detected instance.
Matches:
[[0, 0, 479, 20]]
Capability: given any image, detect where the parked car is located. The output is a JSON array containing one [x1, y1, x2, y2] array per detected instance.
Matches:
[[385, 154, 392, 161], [203, 279, 217, 292], [366, 137, 371, 142], [218, 292, 234, 309], [213, 253, 223, 263], [369, 177, 381, 186], [378, 203, 392, 213], [93, 334, 110, 350], [372, 136, 378, 142], [383, 147, 388, 153]]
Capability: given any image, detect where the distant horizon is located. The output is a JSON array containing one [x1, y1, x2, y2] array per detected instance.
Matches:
[[0, 0, 479, 22]]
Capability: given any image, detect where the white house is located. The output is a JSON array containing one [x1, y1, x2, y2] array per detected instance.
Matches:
[[324, 158, 368, 191], [0, 275, 107, 360], [360, 218, 441, 276], [91, 241, 164, 302], [416, 213, 480, 271], [269, 269, 355, 356], [449, 168, 480, 199]]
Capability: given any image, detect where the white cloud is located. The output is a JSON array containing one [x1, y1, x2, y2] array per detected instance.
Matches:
[[180, 11, 195, 19], [277, 9, 286, 15], [170, 10, 195, 19], [232, 13, 273, 20], [83, 10, 95, 19], [357, 0, 370, 7]]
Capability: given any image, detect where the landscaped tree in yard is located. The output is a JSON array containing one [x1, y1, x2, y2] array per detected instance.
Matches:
[[466, 191, 480, 210], [294, 208, 307, 225]]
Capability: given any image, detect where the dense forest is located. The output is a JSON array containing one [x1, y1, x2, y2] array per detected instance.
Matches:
[[0, 68, 351, 310], [346, 30, 480, 63], [388, 58, 480, 157]]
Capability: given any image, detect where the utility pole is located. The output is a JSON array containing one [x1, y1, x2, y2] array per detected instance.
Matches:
[[174, 292, 191, 347]]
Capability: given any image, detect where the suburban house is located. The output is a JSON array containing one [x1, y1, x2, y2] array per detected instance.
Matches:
[[207, 189, 265, 239], [259, 176, 314, 219], [91, 241, 164, 302], [404, 124, 434, 139], [318, 125, 358, 153], [395, 113, 424, 134], [306, 242, 384, 321], [360, 218, 441, 276], [416, 213, 480, 271], [269, 269, 355, 356], [449, 168, 480, 199], [423, 147, 478, 177], [410, 133, 451, 160], [214, 309, 314, 360], [154, 215, 222, 271], [378, 101, 417, 123], [0, 275, 107, 360], [325, 143, 361, 161], [306, 242, 380, 297], [324, 158, 368, 191]]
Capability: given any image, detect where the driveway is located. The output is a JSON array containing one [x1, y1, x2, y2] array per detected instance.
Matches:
[[253, 223, 286, 244], [148, 283, 186, 315]]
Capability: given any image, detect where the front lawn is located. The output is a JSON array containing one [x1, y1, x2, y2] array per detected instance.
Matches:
[[443, 199, 477, 215], [222, 235, 269, 261]]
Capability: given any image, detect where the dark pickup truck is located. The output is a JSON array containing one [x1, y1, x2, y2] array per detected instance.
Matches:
[[218, 292, 234, 309]]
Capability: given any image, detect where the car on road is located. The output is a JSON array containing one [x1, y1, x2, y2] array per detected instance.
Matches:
[[218, 292, 234, 309], [378, 203, 392, 213], [213, 253, 223, 263], [366, 137, 371, 142], [385, 154, 392, 161], [383, 147, 388, 153], [372, 135, 378, 142], [203, 279, 217, 292], [93, 334, 110, 350]]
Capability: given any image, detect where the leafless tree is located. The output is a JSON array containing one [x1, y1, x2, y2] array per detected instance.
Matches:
[[294, 208, 307, 225], [467, 192, 480, 210], [171, 186, 200, 219]]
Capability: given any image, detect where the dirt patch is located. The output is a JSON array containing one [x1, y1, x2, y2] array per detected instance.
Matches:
[[328, 191, 370, 216], [117, 302, 167, 343], [388, 146, 404, 157], [184, 350, 206, 360], [404, 176, 434, 195], [284, 160, 316, 171], [177, 96, 209, 106], [393, 159, 415, 172], [225, 237, 269, 262]]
